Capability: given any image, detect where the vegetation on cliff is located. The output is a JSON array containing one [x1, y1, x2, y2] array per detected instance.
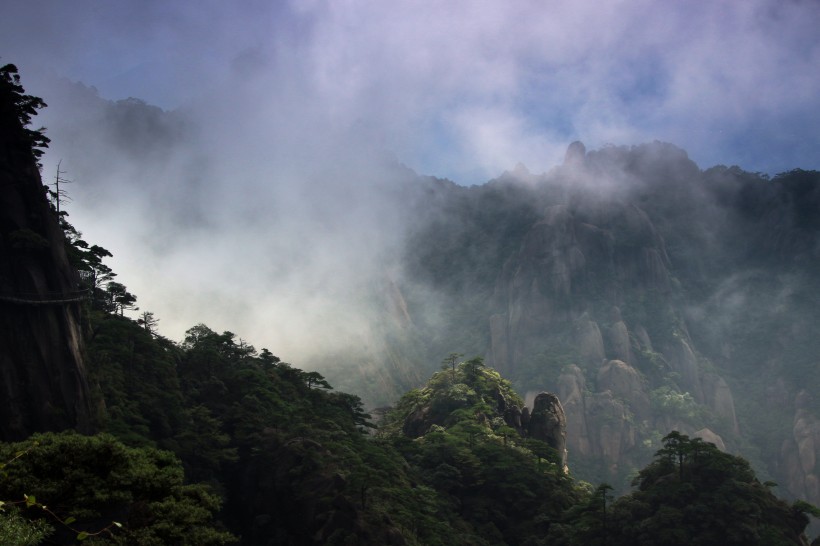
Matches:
[[549, 432, 817, 545]]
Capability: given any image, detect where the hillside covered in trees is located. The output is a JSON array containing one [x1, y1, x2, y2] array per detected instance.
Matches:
[[2, 64, 820, 544]]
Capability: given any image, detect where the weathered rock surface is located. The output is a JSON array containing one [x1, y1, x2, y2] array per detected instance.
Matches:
[[781, 391, 820, 503], [606, 317, 633, 365], [597, 359, 650, 421], [574, 314, 605, 367], [557, 365, 590, 456], [585, 391, 637, 465], [694, 428, 726, 451], [0, 98, 94, 440], [527, 392, 568, 468], [701, 372, 739, 434], [664, 337, 704, 403], [486, 151, 742, 487]]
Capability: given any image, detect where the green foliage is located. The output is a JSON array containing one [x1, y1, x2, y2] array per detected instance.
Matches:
[[85, 312, 186, 449], [650, 386, 707, 423], [86, 319, 471, 543], [0, 63, 50, 161], [0, 432, 235, 545], [384, 357, 524, 437], [0, 508, 52, 546], [551, 432, 813, 545], [383, 358, 581, 544]]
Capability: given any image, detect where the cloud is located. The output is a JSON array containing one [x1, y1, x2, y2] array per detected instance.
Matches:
[[5, 1, 820, 177], [1, 0, 819, 379]]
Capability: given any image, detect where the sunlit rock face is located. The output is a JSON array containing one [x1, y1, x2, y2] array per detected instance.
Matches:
[[0, 110, 94, 440]]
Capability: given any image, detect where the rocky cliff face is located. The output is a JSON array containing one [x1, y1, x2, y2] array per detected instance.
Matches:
[[526, 392, 568, 468], [0, 76, 94, 440], [485, 145, 741, 486], [391, 141, 820, 504]]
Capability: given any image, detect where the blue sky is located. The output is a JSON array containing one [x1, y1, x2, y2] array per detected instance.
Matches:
[[1, 1, 819, 359], [3, 0, 819, 183]]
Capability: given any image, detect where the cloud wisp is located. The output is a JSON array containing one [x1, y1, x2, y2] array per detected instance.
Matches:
[[1, 0, 819, 372]]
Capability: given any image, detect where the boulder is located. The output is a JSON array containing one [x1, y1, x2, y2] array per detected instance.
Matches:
[[557, 365, 590, 456], [596, 359, 650, 421], [607, 320, 633, 364], [527, 392, 568, 468], [665, 337, 704, 402], [693, 428, 726, 451], [585, 391, 637, 461], [402, 405, 432, 438], [574, 314, 605, 367], [701, 372, 739, 434]]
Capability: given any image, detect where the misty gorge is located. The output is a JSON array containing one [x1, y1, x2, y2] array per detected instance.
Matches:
[[3, 64, 820, 545]]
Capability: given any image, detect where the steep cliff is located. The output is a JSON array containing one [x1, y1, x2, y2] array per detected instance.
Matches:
[[484, 150, 742, 484], [0, 65, 94, 440], [396, 140, 820, 500]]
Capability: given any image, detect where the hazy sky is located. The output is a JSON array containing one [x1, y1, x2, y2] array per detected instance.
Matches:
[[2, 0, 819, 367], [4, 0, 820, 179]]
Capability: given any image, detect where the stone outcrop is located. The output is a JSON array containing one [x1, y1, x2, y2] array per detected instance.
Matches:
[[557, 365, 590, 456], [597, 359, 650, 421], [585, 391, 637, 466], [700, 372, 739, 434], [606, 308, 633, 365], [527, 392, 568, 468], [781, 391, 820, 503], [0, 91, 94, 440], [574, 314, 605, 367], [487, 192, 676, 378], [664, 337, 704, 403], [693, 428, 726, 451]]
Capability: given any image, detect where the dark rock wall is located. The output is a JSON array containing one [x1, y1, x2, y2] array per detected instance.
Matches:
[[0, 117, 94, 440]]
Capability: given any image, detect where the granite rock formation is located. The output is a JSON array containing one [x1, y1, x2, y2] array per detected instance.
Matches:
[[486, 144, 742, 486]]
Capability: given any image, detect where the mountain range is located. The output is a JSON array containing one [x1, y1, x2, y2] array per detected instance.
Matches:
[[2, 64, 819, 544]]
